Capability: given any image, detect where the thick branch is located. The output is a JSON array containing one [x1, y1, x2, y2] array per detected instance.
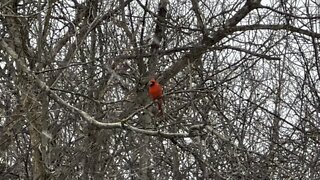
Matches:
[[160, 0, 261, 84], [259, 5, 320, 20], [230, 24, 320, 38]]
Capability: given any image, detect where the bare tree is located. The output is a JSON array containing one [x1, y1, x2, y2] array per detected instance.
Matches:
[[0, 0, 320, 179]]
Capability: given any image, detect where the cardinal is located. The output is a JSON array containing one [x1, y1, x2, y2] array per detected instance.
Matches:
[[148, 79, 163, 114]]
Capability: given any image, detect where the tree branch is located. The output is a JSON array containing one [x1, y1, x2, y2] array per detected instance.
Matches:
[[230, 24, 320, 38], [160, 0, 261, 84]]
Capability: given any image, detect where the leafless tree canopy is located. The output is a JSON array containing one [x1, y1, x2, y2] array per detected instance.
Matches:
[[0, 0, 320, 179]]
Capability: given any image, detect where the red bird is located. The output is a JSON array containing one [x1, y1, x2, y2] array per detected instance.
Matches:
[[148, 79, 163, 114]]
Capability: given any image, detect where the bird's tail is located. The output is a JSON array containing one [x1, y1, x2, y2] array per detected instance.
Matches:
[[156, 98, 164, 115]]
